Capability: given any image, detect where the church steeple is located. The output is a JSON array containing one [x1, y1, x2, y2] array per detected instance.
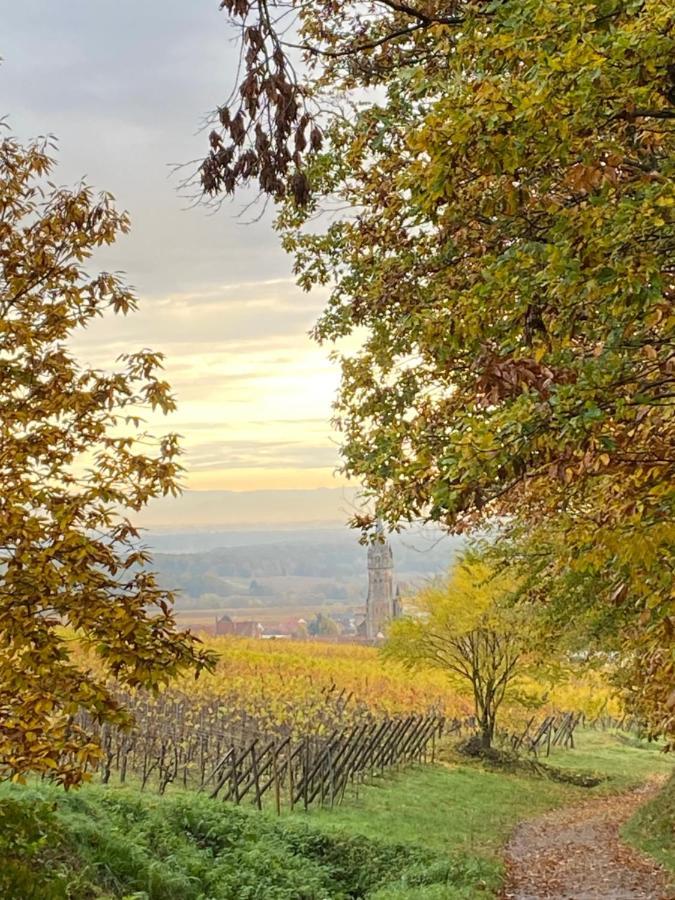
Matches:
[[365, 522, 397, 640]]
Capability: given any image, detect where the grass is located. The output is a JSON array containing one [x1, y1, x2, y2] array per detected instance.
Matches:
[[622, 771, 675, 875], [284, 729, 673, 896], [293, 763, 575, 860], [294, 730, 672, 855], [0, 730, 670, 900], [0, 782, 492, 900], [546, 729, 673, 790]]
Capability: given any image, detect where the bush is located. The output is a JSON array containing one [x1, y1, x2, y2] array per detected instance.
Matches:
[[0, 795, 71, 899]]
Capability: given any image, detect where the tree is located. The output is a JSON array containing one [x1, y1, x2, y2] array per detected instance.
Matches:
[[384, 558, 532, 749], [0, 133, 215, 786], [208, 0, 674, 741], [308, 612, 341, 636]]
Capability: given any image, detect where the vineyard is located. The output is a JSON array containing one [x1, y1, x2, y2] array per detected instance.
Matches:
[[73, 637, 619, 812], [86, 692, 450, 811], [168, 636, 620, 727]]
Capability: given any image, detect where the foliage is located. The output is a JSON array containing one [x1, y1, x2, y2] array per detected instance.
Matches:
[[308, 611, 341, 636], [0, 796, 71, 899], [0, 782, 487, 899], [384, 558, 538, 747], [0, 132, 214, 786], [74, 633, 474, 733], [211, 0, 675, 742], [76, 629, 620, 733]]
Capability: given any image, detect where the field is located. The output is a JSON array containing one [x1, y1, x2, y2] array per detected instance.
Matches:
[[185, 636, 470, 718], [18, 636, 665, 900], [303, 731, 674, 855], [174, 604, 354, 631], [71, 636, 625, 799], [66, 635, 629, 826], [7, 638, 674, 899]]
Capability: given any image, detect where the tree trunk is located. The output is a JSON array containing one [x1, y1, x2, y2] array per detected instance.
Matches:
[[479, 714, 493, 750]]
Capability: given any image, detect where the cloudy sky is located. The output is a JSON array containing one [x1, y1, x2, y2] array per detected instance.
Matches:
[[1, 0, 348, 498]]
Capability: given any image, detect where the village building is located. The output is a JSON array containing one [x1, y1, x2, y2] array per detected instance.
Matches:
[[214, 614, 263, 638]]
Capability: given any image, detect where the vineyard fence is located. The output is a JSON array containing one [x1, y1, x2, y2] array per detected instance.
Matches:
[[82, 694, 589, 812], [90, 704, 458, 812]]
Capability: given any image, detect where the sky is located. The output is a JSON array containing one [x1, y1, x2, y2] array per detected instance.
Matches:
[[1, 0, 349, 501]]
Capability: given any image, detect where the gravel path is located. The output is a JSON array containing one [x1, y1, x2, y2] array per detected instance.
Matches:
[[502, 782, 673, 900]]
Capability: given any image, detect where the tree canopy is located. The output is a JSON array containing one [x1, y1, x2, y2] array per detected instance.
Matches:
[[208, 0, 674, 741], [0, 133, 215, 785]]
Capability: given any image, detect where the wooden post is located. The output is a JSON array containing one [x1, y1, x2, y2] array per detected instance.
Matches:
[[251, 744, 263, 810], [288, 740, 295, 811], [272, 744, 281, 816], [230, 745, 240, 804]]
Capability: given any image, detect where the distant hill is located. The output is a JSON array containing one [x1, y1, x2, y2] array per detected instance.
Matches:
[[144, 527, 351, 554], [149, 529, 464, 608]]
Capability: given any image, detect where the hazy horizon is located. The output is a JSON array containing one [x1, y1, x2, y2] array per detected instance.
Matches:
[[135, 486, 364, 531]]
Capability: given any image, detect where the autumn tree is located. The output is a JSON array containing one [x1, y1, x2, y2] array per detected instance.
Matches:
[[384, 557, 532, 749], [0, 132, 215, 786], [308, 611, 341, 637], [207, 0, 674, 741]]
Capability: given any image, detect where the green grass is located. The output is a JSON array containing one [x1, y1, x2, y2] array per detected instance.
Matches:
[[0, 782, 490, 900], [294, 730, 672, 857], [546, 729, 673, 790], [293, 763, 575, 860], [284, 729, 673, 897], [622, 771, 675, 875], [0, 730, 670, 900]]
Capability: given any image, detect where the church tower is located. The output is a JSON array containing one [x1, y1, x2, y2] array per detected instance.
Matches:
[[365, 522, 397, 640]]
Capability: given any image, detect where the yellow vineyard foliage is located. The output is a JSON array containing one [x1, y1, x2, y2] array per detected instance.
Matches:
[[184, 637, 471, 723], [166, 637, 620, 734], [71, 633, 622, 743]]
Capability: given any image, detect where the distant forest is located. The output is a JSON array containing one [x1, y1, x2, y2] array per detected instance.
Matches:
[[149, 530, 463, 608]]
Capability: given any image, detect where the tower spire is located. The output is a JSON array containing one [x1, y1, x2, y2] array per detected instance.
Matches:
[[365, 523, 397, 640]]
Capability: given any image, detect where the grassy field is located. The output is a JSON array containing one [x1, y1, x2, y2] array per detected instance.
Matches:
[[288, 730, 673, 889], [295, 764, 574, 860], [547, 729, 674, 790], [1, 730, 670, 899]]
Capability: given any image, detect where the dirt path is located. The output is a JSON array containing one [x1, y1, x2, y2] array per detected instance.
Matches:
[[502, 782, 673, 900]]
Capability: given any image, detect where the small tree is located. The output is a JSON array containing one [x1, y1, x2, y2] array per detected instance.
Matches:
[[308, 612, 341, 637], [384, 558, 530, 749], [0, 132, 215, 786]]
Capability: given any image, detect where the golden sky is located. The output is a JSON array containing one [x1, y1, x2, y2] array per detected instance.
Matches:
[[73, 276, 348, 492], [3, 0, 351, 497]]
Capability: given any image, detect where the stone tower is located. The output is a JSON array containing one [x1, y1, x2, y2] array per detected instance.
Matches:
[[365, 522, 397, 640]]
